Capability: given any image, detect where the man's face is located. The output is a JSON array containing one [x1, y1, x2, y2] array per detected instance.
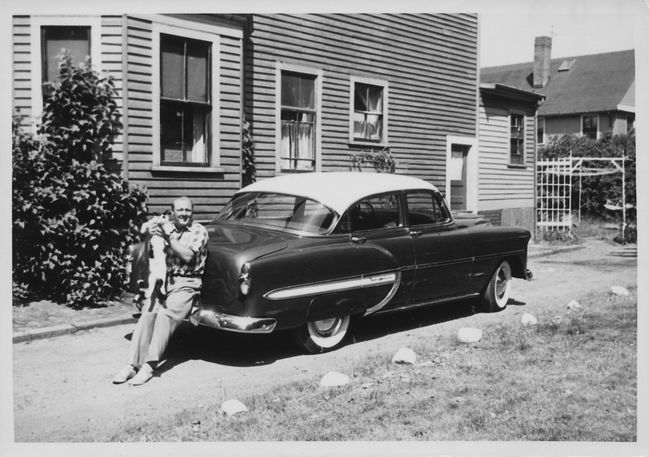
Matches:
[[172, 199, 193, 229]]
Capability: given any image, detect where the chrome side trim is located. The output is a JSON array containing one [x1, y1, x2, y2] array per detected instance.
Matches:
[[376, 292, 480, 315], [363, 271, 402, 316], [198, 309, 277, 334], [264, 272, 397, 301]]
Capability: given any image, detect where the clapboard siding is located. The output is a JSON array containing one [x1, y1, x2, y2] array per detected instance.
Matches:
[[12, 16, 32, 126], [245, 13, 477, 188], [478, 94, 536, 209]]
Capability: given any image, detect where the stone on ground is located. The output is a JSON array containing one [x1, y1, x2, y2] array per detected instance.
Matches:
[[320, 371, 351, 387], [567, 300, 582, 310], [457, 327, 483, 343], [391, 347, 417, 364], [611, 286, 630, 296], [221, 399, 248, 416], [521, 313, 538, 326]]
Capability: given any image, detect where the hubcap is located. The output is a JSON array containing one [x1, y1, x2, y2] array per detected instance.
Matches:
[[312, 318, 341, 336]]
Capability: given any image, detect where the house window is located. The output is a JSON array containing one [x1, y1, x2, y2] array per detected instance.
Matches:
[[353, 82, 384, 142], [537, 117, 545, 144], [159, 34, 211, 166], [582, 114, 599, 140], [280, 71, 316, 171], [41, 26, 90, 84], [30, 17, 101, 121], [510, 113, 525, 165]]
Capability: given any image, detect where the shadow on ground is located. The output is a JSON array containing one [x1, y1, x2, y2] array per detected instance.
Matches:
[[135, 296, 523, 373]]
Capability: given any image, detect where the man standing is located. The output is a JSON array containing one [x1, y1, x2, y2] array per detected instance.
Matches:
[[112, 196, 209, 386]]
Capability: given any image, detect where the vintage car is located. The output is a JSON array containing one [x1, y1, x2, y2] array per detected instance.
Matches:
[[131, 172, 532, 353]]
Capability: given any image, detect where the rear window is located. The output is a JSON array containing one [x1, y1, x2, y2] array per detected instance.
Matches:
[[214, 192, 337, 235]]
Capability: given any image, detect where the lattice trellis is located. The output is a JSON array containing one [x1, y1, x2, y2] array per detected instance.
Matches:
[[536, 156, 628, 239]]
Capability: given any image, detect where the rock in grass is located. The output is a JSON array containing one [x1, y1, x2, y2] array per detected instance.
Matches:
[[221, 399, 248, 417], [457, 327, 482, 343], [521, 313, 538, 326], [391, 347, 417, 364], [567, 300, 582, 310], [320, 371, 350, 387], [611, 286, 630, 296]]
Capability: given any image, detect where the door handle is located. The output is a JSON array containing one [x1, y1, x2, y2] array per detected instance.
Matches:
[[408, 230, 423, 238], [351, 236, 367, 244]]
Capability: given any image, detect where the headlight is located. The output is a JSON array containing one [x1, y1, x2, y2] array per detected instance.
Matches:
[[239, 263, 251, 295]]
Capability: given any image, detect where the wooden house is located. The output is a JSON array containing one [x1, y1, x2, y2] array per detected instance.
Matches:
[[481, 37, 635, 146], [13, 13, 482, 220]]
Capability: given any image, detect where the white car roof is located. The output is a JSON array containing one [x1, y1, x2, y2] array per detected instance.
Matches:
[[236, 172, 439, 215]]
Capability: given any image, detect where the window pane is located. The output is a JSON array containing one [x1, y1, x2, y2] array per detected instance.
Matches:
[[161, 35, 184, 99], [161, 102, 184, 162], [354, 84, 368, 111], [187, 40, 209, 102], [161, 102, 209, 164], [42, 26, 90, 83], [367, 85, 383, 112], [365, 114, 382, 140], [344, 193, 400, 231], [282, 72, 315, 108]]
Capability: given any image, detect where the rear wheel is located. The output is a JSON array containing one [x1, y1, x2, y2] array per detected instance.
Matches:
[[291, 315, 351, 353], [481, 260, 512, 312]]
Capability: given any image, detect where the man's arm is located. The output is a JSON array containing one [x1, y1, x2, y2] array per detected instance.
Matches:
[[147, 225, 195, 264]]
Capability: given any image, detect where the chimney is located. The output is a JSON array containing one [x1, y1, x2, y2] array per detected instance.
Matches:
[[533, 36, 552, 89]]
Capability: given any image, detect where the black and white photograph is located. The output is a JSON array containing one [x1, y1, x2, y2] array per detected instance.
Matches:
[[2, 0, 647, 456]]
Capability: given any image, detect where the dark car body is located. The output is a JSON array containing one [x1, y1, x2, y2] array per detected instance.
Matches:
[[130, 172, 531, 352]]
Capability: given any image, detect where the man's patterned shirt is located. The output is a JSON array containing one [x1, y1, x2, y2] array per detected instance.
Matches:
[[164, 221, 209, 276]]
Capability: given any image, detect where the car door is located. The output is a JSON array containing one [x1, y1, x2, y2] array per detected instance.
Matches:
[[336, 191, 416, 311], [405, 190, 475, 303]]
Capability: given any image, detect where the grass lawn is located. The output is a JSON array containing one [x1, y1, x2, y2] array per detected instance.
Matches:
[[113, 289, 637, 442]]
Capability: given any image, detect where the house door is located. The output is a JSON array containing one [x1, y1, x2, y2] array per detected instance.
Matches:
[[449, 144, 470, 211]]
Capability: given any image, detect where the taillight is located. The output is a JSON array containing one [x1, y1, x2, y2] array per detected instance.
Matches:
[[239, 263, 251, 295]]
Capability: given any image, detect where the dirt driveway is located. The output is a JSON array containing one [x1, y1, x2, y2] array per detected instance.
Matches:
[[12, 239, 637, 442]]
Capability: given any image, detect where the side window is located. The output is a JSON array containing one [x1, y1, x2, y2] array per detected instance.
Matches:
[[42, 26, 91, 85], [337, 193, 400, 233], [280, 71, 317, 171], [160, 34, 212, 166], [406, 191, 451, 226]]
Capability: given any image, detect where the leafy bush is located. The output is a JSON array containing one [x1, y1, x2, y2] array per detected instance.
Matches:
[[12, 55, 148, 307], [539, 131, 636, 222], [242, 118, 256, 187], [350, 147, 397, 173]]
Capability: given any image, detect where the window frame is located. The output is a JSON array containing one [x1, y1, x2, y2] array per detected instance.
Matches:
[[508, 111, 526, 166], [405, 189, 453, 228], [151, 22, 221, 172], [349, 75, 389, 146], [30, 16, 102, 123], [581, 114, 599, 140], [335, 191, 403, 234], [275, 63, 322, 173]]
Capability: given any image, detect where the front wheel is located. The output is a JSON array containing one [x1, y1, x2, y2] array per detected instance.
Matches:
[[291, 315, 351, 353], [480, 260, 512, 312]]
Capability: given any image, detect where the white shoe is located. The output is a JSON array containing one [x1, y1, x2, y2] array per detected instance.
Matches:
[[112, 365, 136, 384], [129, 364, 154, 386]]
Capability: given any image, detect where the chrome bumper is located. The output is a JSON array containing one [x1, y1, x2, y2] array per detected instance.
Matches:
[[197, 309, 277, 334]]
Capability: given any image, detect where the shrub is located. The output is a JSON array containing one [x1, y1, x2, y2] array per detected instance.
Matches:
[[241, 118, 256, 187], [539, 131, 636, 222], [12, 55, 148, 307]]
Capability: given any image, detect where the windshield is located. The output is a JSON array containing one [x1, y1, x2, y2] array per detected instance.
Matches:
[[214, 192, 338, 235]]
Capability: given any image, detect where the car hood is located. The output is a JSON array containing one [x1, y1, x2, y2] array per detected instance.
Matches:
[[205, 223, 292, 260]]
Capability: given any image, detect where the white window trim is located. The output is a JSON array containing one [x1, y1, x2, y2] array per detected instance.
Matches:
[[508, 111, 526, 166], [445, 136, 478, 214], [348, 75, 389, 146], [30, 15, 102, 124], [581, 113, 600, 140], [275, 62, 323, 173], [537, 116, 546, 145], [151, 22, 222, 171]]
